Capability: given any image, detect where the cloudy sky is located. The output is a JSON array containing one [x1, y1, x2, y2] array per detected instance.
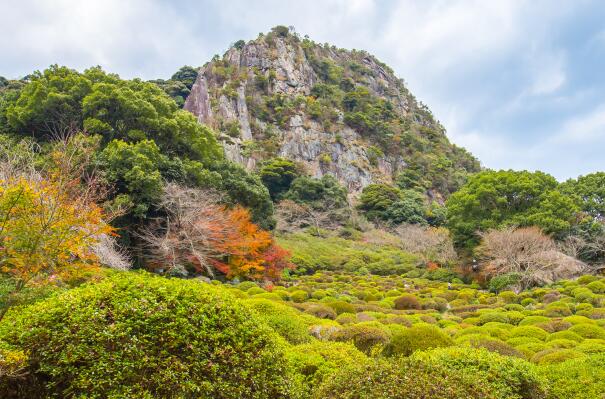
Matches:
[[2, 0, 604, 180]]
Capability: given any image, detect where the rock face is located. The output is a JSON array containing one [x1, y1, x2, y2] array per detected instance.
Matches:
[[185, 28, 479, 197]]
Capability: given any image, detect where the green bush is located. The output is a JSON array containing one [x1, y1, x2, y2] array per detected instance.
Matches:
[[547, 330, 584, 343], [330, 324, 390, 354], [291, 289, 309, 303], [314, 356, 493, 399], [478, 311, 509, 325], [393, 294, 421, 310], [541, 353, 605, 399], [305, 304, 337, 320], [383, 324, 453, 357], [0, 273, 296, 398], [586, 280, 605, 294], [411, 347, 546, 399], [509, 326, 549, 341], [462, 336, 523, 358], [287, 340, 366, 395], [326, 300, 356, 315], [543, 302, 572, 317], [546, 339, 578, 349], [531, 348, 586, 365], [489, 273, 522, 293], [576, 339, 605, 354], [247, 298, 313, 344], [519, 316, 551, 326], [569, 323, 605, 339]]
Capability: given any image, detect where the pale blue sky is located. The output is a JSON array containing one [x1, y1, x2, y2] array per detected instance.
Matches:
[[1, 0, 604, 180]]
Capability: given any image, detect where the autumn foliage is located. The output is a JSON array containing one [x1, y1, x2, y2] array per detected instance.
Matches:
[[142, 183, 292, 280], [0, 176, 112, 319]]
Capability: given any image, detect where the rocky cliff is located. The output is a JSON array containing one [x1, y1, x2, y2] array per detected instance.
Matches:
[[185, 26, 479, 199]]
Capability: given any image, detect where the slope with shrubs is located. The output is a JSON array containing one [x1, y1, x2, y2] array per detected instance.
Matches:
[[2, 269, 605, 398]]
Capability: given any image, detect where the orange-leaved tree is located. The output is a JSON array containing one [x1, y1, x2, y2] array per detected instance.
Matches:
[[141, 183, 292, 280], [0, 176, 112, 320]]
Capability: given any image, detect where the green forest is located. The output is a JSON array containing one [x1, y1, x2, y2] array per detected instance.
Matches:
[[1, 26, 605, 399]]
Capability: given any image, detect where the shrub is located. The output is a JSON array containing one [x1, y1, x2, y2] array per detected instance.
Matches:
[[311, 289, 327, 300], [535, 319, 572, 333], [509, 326, 549, 341], [541, 353, 605, 399], [335, 312, 357, 325], [464, 336, 524, 358], [314, 356, 493, 399], [489, 273, 522, 293], [576, 339, 605, 354], [306, 304, 337, 320], [547, 330, 584, 343], [569, 323, 605, 339], [545, 339, 577, 349], [0, 273, 296, 398], [287, 341, 367, 396], [0, 342, 28, 395], [291, 289, 309, 303], [587, 280, 605, 294], [393, 294, 421, 310], [505, 311, 526, 325], [531, 348, 586, 365], [247, 298, 313, 344], [516, 343, 549, 359], [563, 315, 596, 325], [326, 300, 356, 315], [543, 302, 573, 317], [478, 312, 509, 325], [519, 316, 551, 326], [330, 324, 390, 354], [237, 281, 258, 291], [383, 324, 453, 357], [247, 286, 266, 295], [411, 347, 546, 399], [507, 336, 543, 347]]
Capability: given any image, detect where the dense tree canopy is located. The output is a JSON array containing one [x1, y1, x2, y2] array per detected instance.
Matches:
[[0, 65, 276, 229], [149, 65, 199, 107], [446, 170, 579, 247], [283, 175, 348, 209], [561, 172, 605, 222], [359, 183, 428, 225], [259, 157, 300, 200]]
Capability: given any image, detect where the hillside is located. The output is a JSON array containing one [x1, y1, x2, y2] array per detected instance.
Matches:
[[185, 26, 480, 200], [1, 25, 605, 399]]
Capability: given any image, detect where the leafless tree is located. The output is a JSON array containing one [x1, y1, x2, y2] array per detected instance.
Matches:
[[478, 226, 586, 288], [393, 224, 457, 265], [139, 183, 237, 278], [275, 198, 349, 233], [0, 138, 40, 182], [559, 233, 605, 268], [92, 234, 131, 270]]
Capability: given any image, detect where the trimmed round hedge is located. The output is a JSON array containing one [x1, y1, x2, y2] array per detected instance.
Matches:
[[314, 357, 494, 399], [0, 272, 296, 398], [411, 347, 547, 399]]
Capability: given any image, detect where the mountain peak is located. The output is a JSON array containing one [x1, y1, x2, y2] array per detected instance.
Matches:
[[185, 26, 479, 198]]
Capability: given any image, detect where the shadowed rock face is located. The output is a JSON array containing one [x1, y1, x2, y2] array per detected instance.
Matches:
[[185, 30, 479, 197]]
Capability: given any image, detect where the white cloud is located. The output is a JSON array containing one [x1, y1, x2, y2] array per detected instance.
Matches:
[[0, 0, 209, 79], [0, 0, 602, 179], [553, 104, 605, 143]]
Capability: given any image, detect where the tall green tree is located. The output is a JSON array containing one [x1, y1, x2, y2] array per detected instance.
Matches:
[[561, 172, 605, 222], [259, 158, 299, 200], [284, 175, 348, 210], [446, 170, 579, 247]]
